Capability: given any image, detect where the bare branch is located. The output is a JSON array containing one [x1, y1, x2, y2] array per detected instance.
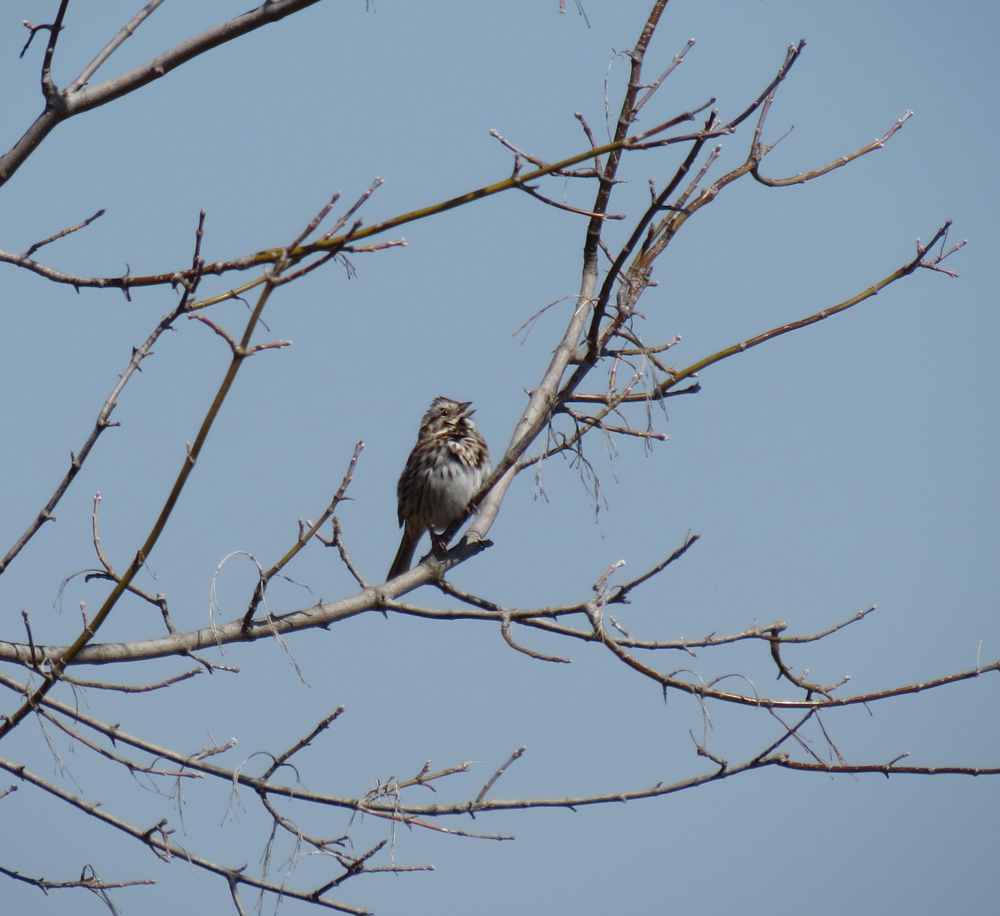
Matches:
[[776, 759, 1000, 778], [0, 862, 154, 895], [1, 5, 988, 911], [0, 210, 209, 578], [241, 442, 364, 635], [23, 209, 106, 258], [0, 207, 307, 738], [38, 0, 71, 101], [500, 619, 572, 663], [0, 756, 371, 915], [610, 533, 701, 602], [60, 669, 203, 693], [69, 1, 168, 93], [476, 747, 528, 802], [753, 111, 913, 186], [328, 517, 368, 589], [653, 222, 961, 398], [263, 708, 346, 780], [1, 1, 330, 187], [633, 38, 697, 114]]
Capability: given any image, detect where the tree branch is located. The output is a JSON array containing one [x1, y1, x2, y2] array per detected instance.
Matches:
[[1, 0, 330, 186]]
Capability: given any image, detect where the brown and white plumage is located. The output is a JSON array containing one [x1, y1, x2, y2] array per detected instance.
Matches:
[[387, 397, 491, 580]]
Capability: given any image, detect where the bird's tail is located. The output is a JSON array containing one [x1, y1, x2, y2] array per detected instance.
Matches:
[[387, 524, 422, 580]]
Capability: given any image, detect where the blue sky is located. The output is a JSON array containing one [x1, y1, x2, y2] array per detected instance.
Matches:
[[1, 2, 998, 914]]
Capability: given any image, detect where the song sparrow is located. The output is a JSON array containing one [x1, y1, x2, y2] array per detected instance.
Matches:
[[387, 396, 491, 580]]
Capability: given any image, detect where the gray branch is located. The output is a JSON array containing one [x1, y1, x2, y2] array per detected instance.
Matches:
[[0, 0, 327, 186]]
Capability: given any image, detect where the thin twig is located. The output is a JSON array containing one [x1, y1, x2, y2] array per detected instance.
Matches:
[[263, 708, 345, 779], [611, 533, 700, 602], [241, 442, 364, 634], [500, 619, 572, 663], [476, 747, 528, 802], [23, 209, 106, 257]]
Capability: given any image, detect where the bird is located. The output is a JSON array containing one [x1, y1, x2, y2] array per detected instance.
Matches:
[[387, 397, 491, 580]]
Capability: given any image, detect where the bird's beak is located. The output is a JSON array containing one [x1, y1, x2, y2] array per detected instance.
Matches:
[[459, 401, 474, 417]]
